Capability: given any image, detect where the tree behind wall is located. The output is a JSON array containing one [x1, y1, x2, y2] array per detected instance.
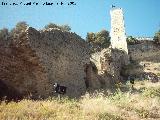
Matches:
[[86, 30, 110, 53]]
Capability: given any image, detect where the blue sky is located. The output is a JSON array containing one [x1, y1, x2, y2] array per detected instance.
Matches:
[[0, 0, 160, 39]]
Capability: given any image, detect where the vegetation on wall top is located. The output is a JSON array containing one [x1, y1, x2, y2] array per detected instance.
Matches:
[[126, 36, 139, 45], [0, 21, 72, 42]]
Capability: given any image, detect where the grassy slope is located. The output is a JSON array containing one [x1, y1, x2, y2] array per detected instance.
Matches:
[[0, 80, 160, 120]]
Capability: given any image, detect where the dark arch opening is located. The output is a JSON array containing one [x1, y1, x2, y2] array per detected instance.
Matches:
[[84, 61, 98, 89]]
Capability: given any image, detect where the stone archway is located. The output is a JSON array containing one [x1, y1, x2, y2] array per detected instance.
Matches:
[[84, 62, 101, 89]]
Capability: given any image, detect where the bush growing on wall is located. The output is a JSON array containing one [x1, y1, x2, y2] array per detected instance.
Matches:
[[126, 36, 138, 45], [44, 23, 71, 32]]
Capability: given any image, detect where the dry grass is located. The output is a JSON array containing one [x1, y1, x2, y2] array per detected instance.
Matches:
[[0, 80, 160, 120]]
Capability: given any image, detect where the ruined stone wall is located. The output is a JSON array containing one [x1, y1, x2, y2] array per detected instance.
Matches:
[[91, 48, 128, 85], [0, 27, 90, 98], [128, 41, 160, 78], [90, 51, 101, 74], [0, 31, 51, 98], [128, 41, 160, 62], [101, 48, 127, 82], [26, 27, 90, 97]]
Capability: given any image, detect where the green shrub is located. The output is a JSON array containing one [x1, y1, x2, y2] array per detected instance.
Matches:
[[126, 36, 139, 45], [98, 112, 123, 120], [135, 108, 150, 118], [156, 73, 160, 76], [142, 87, 160, 98], [109, 89, 129, 105]]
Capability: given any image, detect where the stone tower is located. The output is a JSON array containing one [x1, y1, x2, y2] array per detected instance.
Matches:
[[110, 7, 128, 54]]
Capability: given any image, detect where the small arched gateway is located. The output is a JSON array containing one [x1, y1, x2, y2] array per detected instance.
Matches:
[[84, 62, 101, 89]]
